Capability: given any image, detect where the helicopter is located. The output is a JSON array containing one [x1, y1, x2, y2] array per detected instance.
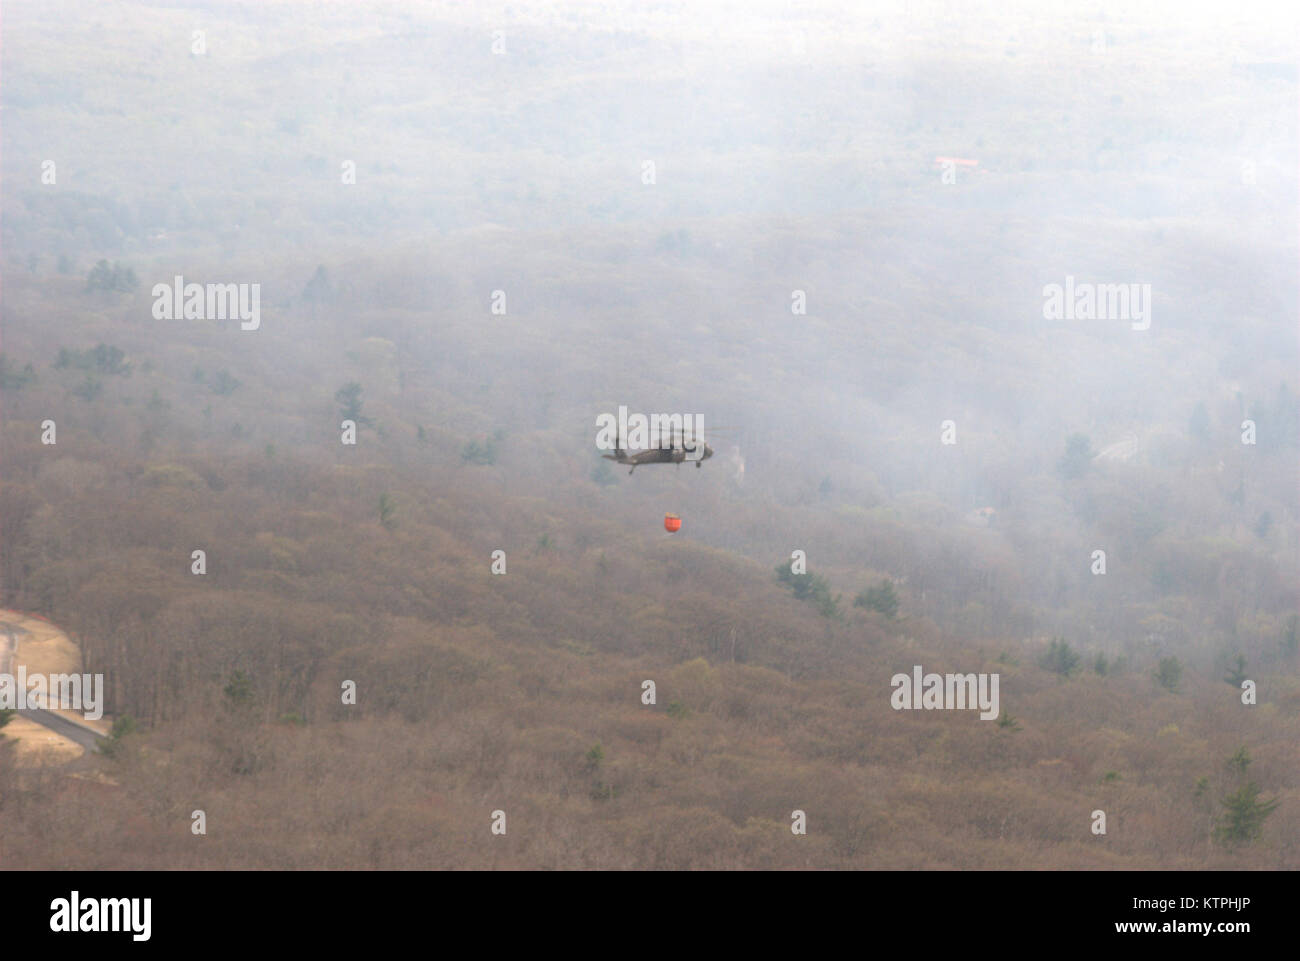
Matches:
[[602, 427, 715, 473]]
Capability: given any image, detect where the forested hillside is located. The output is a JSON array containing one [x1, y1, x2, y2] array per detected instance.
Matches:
[[1, 0, 1296, 868]]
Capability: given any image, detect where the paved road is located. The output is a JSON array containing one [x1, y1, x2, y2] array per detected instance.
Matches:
[[14, 706, 103, 751], [2, 623, 104, 753]]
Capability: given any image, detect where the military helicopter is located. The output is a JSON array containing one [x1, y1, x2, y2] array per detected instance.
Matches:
[[602, 427, 717, 474]]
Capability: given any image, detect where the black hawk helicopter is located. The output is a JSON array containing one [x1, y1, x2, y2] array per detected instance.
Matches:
[[602, 427, 717, 474]]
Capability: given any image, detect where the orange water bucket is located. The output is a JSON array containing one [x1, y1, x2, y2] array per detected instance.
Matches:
[[664, 513, 682, 533]]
